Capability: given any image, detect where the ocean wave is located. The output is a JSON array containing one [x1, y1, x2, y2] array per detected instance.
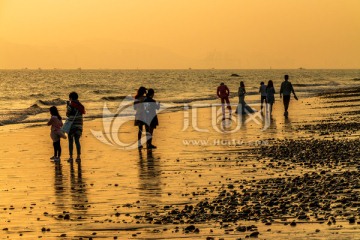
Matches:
[[243, 91, 259, 96], [0, 104, 49, 125], [25, 104, 48, 115], [293, 83, 327, 87], [0, 104, 48, 125], [93, 89, 115, 94], [0, 115, 28, 125], [37, 98, 67, 106], [172, 96, 217, 104], [100, 96, 128, 101], [293, 81, 340, 87], [29, 93, 45, 98]]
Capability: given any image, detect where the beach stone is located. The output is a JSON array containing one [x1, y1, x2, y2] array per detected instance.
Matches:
[[184, 225, 196, 232], [349, 217, 356, 224], [297, 214, 308, 220], [236, 226, 247, 232], [249, 231, 259, 238]]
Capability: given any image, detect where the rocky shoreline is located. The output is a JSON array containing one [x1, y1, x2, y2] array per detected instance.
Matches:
[[127, 88, 360, 239]]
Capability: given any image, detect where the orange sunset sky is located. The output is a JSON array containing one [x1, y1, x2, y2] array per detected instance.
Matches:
[[0, 0, 359, 69]]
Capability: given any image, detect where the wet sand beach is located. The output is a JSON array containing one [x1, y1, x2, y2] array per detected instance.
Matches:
[[1, 89, 360, 239]]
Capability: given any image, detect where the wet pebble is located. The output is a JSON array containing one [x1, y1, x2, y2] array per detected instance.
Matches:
[[249, 231, 259, 238]]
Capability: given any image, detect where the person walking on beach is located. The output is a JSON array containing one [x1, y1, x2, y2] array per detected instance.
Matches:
[[280, 75, 297, 117], [266, 80, 275, 118], [48, 106, 66, 161], [237, 81, 246, 114], [259, 81, 267, 112], [66, 92, 85, 162], [134, 86, 147, 149], [217, 82, 232, 119], [143, 88, 160, 149]]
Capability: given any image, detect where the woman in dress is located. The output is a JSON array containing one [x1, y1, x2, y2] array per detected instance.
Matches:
[[266, 80, 275, 118], [237, 81, 246, 114]]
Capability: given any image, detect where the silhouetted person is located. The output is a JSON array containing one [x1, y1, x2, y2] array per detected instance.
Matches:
[[280, 75, 297, 117], [134, 86, 147, 149], [217, 82, 232, 119], [266, 80, 275, 118], [48, 106, 66, 161], [67, 92, 85, 162], [237, 81, 246, 114], [259, 81, 267, 111], [143, 88, 160, 149]]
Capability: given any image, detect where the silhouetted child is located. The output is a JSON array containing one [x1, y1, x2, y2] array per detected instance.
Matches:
[[48, 106, 66, 161], [143, 89, 160, 149]]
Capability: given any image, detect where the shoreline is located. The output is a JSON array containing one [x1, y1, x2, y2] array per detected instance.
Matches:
[[2, 80, 360, 128], [1, 90, 360, 239]]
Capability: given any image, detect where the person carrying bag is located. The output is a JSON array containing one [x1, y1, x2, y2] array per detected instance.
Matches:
[[65, 92, 85, 162]]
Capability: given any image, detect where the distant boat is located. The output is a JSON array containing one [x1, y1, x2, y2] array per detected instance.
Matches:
[[299, 67, 305, 70], [231, 73, 240, 77]]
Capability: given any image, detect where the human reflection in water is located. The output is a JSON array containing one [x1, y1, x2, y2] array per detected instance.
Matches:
[[262, 108, 277, 131], [283, 116, 292, 132], [138, 149, 162, 201], [54, 161, 65, 210], [69, 160, 88, 213]]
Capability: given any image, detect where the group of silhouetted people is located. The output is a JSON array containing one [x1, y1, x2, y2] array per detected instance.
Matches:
[[47, 75, 296, 157], [47, 88, 160, 161], [48, 92, 85, 161], [134, 87, 160, 149], [217, 74, 297, 119]]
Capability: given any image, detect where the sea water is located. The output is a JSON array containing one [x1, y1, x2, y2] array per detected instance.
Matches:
[[0, 69, 359, 126]]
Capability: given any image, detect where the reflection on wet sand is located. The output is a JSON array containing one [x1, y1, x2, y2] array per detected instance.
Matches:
[[69, 160, 88, 213], [54, 161, 65, 210], [53, 160, 88, 217], [138, 150, 162, 201], [284, 116, 292, 128]]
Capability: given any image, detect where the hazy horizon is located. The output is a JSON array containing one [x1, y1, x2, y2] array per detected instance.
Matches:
[[1, 67, 358, 70], [1, 0, 359, 69]]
